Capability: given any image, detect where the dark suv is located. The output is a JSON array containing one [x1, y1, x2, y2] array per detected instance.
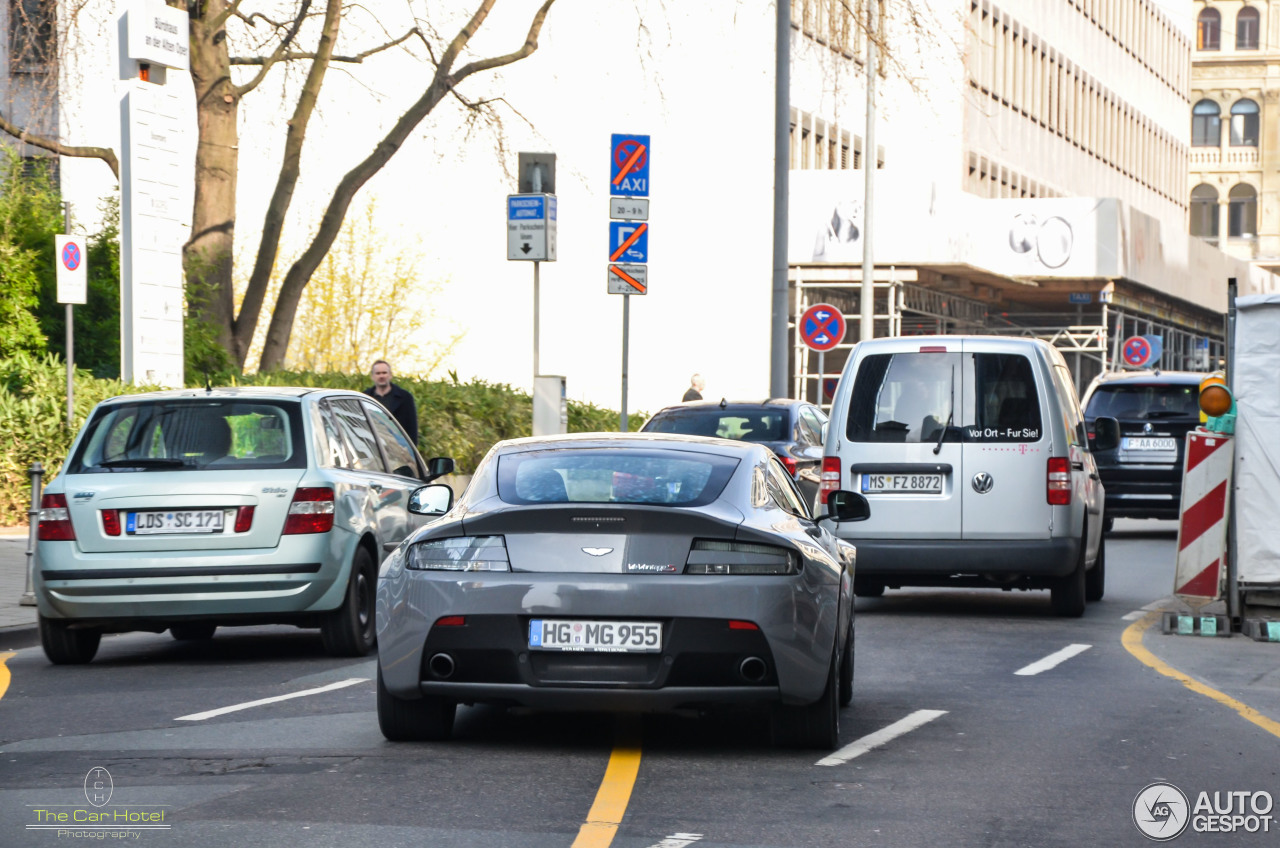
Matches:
[[1081, 370, 1204, 527], [640, 400, 829, 507]]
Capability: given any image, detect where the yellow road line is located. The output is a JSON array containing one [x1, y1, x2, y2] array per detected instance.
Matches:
[[1122, 612, 1280, 739], [0, 652, 14, 702], [571, 715, 643, 848]]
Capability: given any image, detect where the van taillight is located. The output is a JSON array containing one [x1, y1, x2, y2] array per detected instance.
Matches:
[[38, 494, 76, 541], [1047, 458, 1072, 505], [283, 487, 335, 534], [820, 457, 842, 503]]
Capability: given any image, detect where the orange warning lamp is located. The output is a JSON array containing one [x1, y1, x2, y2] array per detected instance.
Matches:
[[1198, 373, 1233, 418]]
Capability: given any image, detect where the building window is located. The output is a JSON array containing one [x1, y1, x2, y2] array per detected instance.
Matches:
[[1230, 99, 1260, 146], [1192, 99, 1221, 147], [1237, 7, 1260, 50], [8, 0, 56, 73], [1229, 184, 1257, 238], [1190, 184, 1219, 240], [1197, 8, 1221, 50]]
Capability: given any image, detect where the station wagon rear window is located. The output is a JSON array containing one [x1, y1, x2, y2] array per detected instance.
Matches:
[[847, 352, 1043, 443], [68, 400, 307, 473], [497, 450, 738, 506]]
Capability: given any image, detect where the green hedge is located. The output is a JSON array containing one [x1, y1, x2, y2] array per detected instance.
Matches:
[[0, 357, 646, 525]]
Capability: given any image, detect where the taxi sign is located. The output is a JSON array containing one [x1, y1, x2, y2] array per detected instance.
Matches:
[[610, 134, 649, 197]]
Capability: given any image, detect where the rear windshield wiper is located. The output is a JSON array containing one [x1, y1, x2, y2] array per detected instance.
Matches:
[[934, 364, 955, 455], [96, 458, 188, 469]]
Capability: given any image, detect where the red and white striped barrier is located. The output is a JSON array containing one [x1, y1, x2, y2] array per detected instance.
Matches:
[[1174, 430, 1233, 607]]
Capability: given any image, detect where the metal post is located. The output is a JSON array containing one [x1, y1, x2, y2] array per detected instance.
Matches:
[[817, 350, 825, 407], [533, 260, 541, 379], [621, 294, 630, 432], [769, 0, 791, 398], [1226, 278, 1240, 627], [859, 0, 878, 344], [64, 202, 74, 430], [21, 462, 43, 606]]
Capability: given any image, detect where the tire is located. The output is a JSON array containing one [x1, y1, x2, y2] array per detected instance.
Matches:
[[771, 648, 840, 749], [170, 624, 217, 641], [1050, 531, 1088, 618], [838, 618, 855, 708], [321, 546, 377, 657], [853, 578, 885, 598], [39, 615, 101, 665], [1085, 531, 1106, 603], [377, 664, 456, 741]]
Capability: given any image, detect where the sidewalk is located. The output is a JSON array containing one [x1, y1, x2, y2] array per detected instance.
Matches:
[[0, 529, 38, 646]]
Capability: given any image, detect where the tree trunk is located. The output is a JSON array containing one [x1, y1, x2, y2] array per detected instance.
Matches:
[[183, 1, 242, 364], [234, 0, 340, 364]]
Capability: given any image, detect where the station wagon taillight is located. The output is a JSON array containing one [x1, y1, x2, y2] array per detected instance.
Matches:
[[1047, 457, 1072, 505], [38, 494, 76, 541], [820, 457, 841, 503], [101, 509, 121, 537], [283, 487, 335, 534], [779, 456, 798, 477], [234, 506, 256, 533]]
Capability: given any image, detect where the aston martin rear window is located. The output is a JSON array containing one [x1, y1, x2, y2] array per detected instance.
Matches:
[[497, 450, 738, 506]]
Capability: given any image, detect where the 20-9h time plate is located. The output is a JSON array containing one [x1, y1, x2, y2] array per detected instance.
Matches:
[[529, 619, 662, 653]]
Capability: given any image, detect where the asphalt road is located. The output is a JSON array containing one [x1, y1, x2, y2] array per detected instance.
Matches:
[[1, 520, 1278, 847]]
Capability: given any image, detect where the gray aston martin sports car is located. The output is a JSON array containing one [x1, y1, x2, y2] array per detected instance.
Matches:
[[375, 432, 870, 748]]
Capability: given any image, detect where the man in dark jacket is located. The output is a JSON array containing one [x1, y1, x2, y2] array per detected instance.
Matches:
[[364, 360, 419, 445], [682, 373, 705, 402]]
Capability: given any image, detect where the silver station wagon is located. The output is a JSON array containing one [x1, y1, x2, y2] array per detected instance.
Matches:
[[34, 386, 452, 664]]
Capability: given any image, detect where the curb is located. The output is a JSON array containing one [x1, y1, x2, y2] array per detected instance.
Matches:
[[0, 622, 40, 651]]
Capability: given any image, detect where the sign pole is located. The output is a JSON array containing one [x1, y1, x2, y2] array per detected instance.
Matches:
[[533, 260, 541, 379], [621, 294, 630, 432], [817, 351, 824, 404], [63, 202, 74, 430]]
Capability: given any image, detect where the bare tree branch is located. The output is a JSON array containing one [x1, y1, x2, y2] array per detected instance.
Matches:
[[231, 27, 420, 65], [233, 0, 312, 97], [210, 0, 250, 33], [258, 0, 558, 370], [0, 112, 118, 179]]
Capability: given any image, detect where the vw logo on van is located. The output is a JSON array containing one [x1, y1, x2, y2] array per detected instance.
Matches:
[[971, 472, 994, 494]]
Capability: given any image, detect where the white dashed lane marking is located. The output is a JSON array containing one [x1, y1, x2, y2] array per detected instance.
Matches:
[[1014, 643, 1091, 676], [175, 678, 368, 721], [815, 709, 948, 767]]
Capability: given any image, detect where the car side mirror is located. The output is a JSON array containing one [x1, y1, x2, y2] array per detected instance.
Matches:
[[408, 483, 453, 516], [1091, 417, 1121, 452], [423, 456, 455, 483], [817, 490, 871, 523]]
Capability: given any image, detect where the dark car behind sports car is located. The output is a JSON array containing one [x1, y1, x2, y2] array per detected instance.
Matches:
[[640, 400, 829, 508], [1081, 370, 1205, 526]]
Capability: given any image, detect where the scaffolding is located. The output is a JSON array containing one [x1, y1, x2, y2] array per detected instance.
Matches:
[[792, 270, 1226, 408]]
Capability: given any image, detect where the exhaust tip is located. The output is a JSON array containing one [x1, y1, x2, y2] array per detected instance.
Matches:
[[739, 656, 767, 683], [428, 653, 456, 679]]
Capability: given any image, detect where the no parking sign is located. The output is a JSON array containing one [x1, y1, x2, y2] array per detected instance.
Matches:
[[800, 304, 846, 352], [1121, 335, 1163, 368], [55, 235, 87, 304]]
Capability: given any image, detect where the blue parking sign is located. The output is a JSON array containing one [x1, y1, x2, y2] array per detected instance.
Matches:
[[609, 221, 648, 263]]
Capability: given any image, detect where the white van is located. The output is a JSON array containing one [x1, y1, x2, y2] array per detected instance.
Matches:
[[821, 335, 1120, 616]]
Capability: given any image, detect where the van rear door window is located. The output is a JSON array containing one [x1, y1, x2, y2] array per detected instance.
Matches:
[[847, 352, 1042, 443]]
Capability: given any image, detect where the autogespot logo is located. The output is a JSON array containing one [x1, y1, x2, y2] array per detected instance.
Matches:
[[1134, 782, 1190, 841]]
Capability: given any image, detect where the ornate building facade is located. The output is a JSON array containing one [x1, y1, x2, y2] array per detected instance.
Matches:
[[1191, 1, 1280, 270]]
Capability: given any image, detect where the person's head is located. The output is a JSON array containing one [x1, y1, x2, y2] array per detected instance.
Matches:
[[371, 360, 393, 389], [690, 373, 705, 392]]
